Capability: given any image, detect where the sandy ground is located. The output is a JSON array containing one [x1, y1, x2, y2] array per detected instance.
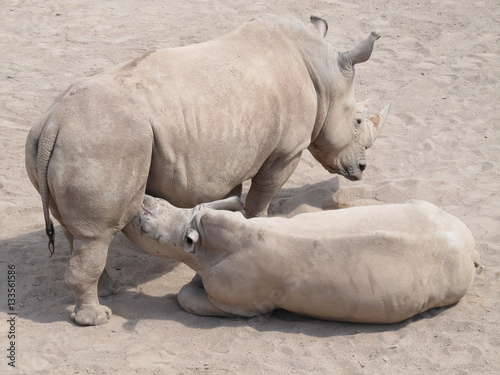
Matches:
[[1, 0, 499, 374]]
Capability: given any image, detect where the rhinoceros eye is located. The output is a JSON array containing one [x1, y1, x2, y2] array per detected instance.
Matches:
[[355, 118, 362, 127]]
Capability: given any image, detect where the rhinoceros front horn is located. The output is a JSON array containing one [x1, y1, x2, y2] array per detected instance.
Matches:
[[362, 102, 391, 149]]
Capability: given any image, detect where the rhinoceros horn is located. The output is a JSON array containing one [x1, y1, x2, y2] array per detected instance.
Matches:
[[347, 32, 380, 65], [361, 102, 391, 149], [142, 195, 158, 211]]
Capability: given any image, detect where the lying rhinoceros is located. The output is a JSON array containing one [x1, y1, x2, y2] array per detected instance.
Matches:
[[129, 196, 479, 324], [25, 14, 390, 325]]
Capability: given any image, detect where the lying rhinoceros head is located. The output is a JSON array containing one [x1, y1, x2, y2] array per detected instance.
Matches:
[[126, 195, 243, 261], [307, 20, 391, 181]]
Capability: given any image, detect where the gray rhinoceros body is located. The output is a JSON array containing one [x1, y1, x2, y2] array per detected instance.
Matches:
[[25, 15, 389, 325]]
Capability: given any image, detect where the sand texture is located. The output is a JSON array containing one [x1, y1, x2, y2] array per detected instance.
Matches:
[[1, 0, 499, 374]]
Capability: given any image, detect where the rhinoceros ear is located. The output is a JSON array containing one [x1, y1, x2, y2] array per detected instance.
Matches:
[[184, 229, 199, 254], [310, 16, 328, 38], [346, 32, 380, 65]]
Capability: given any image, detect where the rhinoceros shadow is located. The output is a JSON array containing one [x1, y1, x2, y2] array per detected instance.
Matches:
[[103, 288, 455, 338], [257, 176, 341, 217], [0, 227, 179, 325]]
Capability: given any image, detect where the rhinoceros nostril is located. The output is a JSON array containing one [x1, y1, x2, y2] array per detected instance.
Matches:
[[359, 161, 367, 172]]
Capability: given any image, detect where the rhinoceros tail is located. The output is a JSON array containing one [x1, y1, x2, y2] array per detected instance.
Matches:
[[45, 220, 55, 257], [36, 119, 58, 257]]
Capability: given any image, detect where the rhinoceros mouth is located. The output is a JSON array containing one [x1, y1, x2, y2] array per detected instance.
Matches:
[[344, 173, 362, 181], [324, 164, 362, 181]]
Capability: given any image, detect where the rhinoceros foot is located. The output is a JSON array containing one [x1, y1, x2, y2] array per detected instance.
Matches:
[[71, 303, 112, 326]]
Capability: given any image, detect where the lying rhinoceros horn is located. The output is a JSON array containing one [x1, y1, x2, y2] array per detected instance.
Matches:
[[142, 194, 159, 212], [362, 102, 391, 149]]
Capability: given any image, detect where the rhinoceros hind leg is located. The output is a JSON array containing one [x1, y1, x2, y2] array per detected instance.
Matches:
[[61, 226, 120, 298], [98, 268, 123, 297], [65, 236, 113, 325], [177, 274, 236, 317]]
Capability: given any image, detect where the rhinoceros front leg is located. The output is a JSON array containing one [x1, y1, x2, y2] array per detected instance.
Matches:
[[177, 274, 236, 317], [225, 184, 243, 199], [65, 236, 112, 325], [245, 153, 302, 217]]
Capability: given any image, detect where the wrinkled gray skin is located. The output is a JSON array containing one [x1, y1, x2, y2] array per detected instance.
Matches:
[[25, 15, 390, 325], [131, 196, 480, 324]]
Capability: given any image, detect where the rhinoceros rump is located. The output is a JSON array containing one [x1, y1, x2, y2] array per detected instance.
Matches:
[[26, 15, 389, 325], [131, 197, 480, 324]]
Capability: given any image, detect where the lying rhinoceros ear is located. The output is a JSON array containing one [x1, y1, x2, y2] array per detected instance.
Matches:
[[184, 229, 200, 254], [346, 32, 380, 65], [310, 16, 328, 38]]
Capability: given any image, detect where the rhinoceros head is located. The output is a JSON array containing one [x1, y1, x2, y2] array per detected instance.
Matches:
[[128, 195, 243, 260], [307, 18, 391, 181]]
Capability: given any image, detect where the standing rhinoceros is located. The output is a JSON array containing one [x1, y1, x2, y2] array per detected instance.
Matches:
[[25, 14, 390, 325], [131, 196, 479, 324]]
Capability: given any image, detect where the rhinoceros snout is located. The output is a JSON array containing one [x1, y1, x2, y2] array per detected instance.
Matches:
[[344, 164, 364, 181], [141, 220, 152, 234]]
